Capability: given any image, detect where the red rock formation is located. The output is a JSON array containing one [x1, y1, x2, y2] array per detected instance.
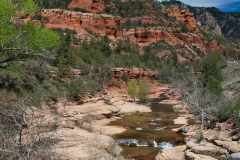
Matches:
[[28, 0, 208, 56], [168, 6, 198, 32], [112, 68, 158, 79], [122, 27, 202, 45], [40, 9, 121, 39], [209, 40, 221, 50], [234, 49, 240, 54], [209, 40, 228, 51], [39, 9, 202, 47], [68, 0, 104, 13]]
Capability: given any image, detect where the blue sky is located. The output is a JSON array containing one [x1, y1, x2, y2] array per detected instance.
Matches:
[[178, 0, 240, 12]]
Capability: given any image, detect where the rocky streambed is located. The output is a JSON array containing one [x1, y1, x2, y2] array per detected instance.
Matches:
[[107, 97, 186, 160], [22, 82, 240, 160]]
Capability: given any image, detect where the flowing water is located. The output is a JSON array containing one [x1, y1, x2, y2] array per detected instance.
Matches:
[[108, 96, 186, 160]]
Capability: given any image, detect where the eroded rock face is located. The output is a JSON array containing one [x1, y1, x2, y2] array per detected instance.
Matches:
[[209, 40, 228, 51], [41, 9, 121, 39], [191, 7, 222, 36], [37, 4, 204, 47], [112, 68, 158, 79], [168, 6, 198, 32], [122, 27, 203, 45], [209, 40, 221, 50], [68, 0, 105, 13], [191, 7, 240, 41]]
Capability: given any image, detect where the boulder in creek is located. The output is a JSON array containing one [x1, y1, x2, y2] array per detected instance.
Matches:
[[182, 126, 190, 133], [214, 140, 240, 153], [184, 149, 217, 160], [129, 143, 137, 147], [227, 152, 240, 160]]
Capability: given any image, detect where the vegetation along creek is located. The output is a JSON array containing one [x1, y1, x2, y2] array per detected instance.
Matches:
[[1, 0, 240, 159]]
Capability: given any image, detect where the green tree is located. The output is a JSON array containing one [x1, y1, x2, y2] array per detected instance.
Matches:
[[137, 78, 151, 103], [198, 50, 223, 94], [127, 79, 137, 101], [0, 0, 60, 64]]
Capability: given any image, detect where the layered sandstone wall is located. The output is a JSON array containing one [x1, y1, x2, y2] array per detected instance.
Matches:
[[70, 68, 158, 79], [40, 9, 203, 46], [41, 9, 121, 38], [122, 26, 202, 45], [168, 6, 199, 32], [112, 68, 158, 79]]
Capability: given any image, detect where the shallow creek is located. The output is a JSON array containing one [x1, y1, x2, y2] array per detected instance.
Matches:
[[108, 96, 185, 160]]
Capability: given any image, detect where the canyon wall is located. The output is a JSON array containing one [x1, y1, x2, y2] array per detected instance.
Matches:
[[40, 9, 203, 46], [71, 68, 158, 79], [123, 27, 202, 45], [41, 9, 121, 39]]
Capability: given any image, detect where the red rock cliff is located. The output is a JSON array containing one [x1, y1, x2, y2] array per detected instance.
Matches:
[[41, 9, 121, 38], [112, 68, 158, 79], [40, 9, 203, 47], [122, 26, 202, 45], [168, 6, 199, 32]]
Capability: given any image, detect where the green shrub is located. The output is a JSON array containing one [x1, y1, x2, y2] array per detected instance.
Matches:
[[105, 6, 111, 12], [197, 50, 223, 94], [86, 80, 102, 96], [232, 95, 240, 127], [99, 64, 112, 83], [218, 101, 233, 122], [137, 78, 151, 103], [73, 8, 89, 13], [55, 57, 70, 78], [196, 130, 203, 143], [180, 22, 189, 33], [122, 72, 129, 82], [67, 78, 85, 101], [218, 94, 240, 127], [127, 79, 137, 101], [7, 64, 21, 73]]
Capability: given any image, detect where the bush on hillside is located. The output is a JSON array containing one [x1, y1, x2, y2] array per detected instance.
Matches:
[[197, 50, 223, 94], [66, 78, 85, 101]]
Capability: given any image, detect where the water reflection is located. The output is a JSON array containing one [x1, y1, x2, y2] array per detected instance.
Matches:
[[155, 126, 167, 130]]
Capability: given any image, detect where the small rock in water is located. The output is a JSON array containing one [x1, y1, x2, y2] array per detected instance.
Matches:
[[129, 143, 137, 147]]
